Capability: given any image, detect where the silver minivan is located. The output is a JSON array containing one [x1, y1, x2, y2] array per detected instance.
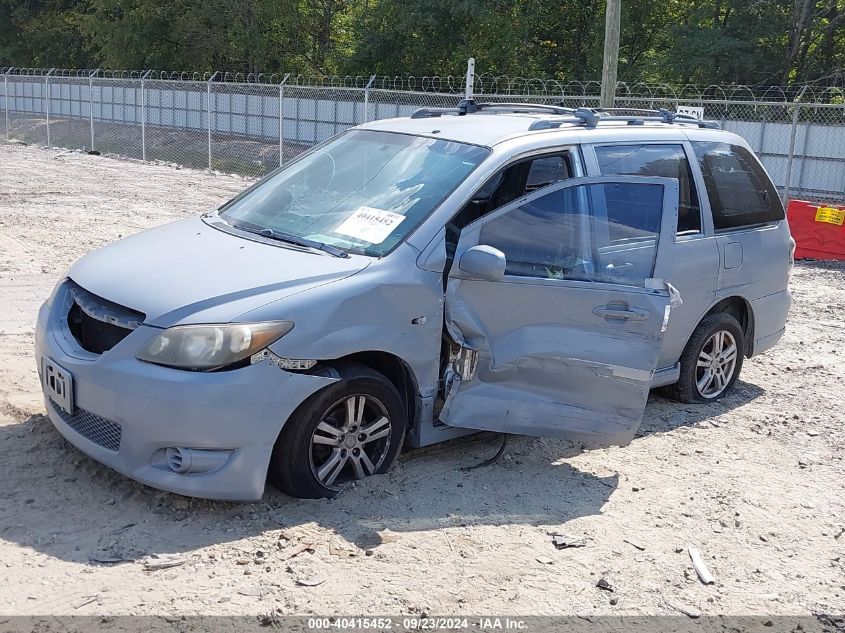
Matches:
[[35, 104, 793, 500]]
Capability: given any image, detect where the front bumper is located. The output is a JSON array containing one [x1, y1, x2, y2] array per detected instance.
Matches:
[[34, 291, 336, 501]]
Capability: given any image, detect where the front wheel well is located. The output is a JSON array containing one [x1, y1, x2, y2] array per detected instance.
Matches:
[[320, 351, 419, 433], [703, 296, 754, 356]]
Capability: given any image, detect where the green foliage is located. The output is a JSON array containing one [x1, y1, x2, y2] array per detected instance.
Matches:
[[1, 0, 843, 87]]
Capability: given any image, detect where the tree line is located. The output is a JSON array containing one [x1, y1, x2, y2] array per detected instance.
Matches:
[[1, 0, 843, 87]]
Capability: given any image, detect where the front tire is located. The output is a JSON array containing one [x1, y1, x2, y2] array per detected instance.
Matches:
[[269, 363, 406, 499], [664, 312, 745, 404]]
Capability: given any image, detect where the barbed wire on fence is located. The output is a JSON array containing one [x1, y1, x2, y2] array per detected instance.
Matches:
[[2, 66, 845, 103], [1, 64, 844, 202]]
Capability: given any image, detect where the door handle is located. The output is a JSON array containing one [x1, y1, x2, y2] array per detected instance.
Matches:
[[593, 305, 650, 321]]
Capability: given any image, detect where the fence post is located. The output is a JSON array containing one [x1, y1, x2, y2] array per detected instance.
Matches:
[[362, 74, 377, 123], [206, 72, 219, 171], [278, 73, 290, 167], [465, 58, 475, 100], [45, 68, 55, 147], [795, 109, 811, 199], [782, 87, 807, 205], [88, 69, 98, 151], [3, 68, 11, 141], [758, 109, 768, 155], [782, 103, 801, 205], [140, 69, 151, 161]]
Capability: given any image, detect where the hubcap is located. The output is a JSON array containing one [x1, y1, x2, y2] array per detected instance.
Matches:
[[309, 395, 392, 488], [696, 330, 738, 398]]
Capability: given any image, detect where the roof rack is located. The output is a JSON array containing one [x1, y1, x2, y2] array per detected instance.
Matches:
[[408, 99, 719, 129], [410, 99, 574, 119], [529, 107, 719, 129]]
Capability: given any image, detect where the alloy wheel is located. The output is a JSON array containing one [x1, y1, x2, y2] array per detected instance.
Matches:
[[695, 330, 738, 398], [308, 395, 392, 488]]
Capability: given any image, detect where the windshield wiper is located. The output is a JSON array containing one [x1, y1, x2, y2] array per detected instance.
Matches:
[[237, 224, 350, 258]]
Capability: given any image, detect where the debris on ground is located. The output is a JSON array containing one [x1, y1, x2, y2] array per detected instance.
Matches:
[[664, 598, 702, 619], [460, 435, 509, 471], [142, 555, 188, 571], [377, 530, 400, 544], [550, 534, 587, 549], [295, 577, 326, 587], [596, 578, 614, 592], [88, 553, 134, 565], [687, 545, 715, 585], [73, 595, 99, 609], [329, 544, 358, 558], [281, 542, 315, 560]]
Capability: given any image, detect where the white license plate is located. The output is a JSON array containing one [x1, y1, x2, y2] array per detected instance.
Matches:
[[42, 358, 74, 414]]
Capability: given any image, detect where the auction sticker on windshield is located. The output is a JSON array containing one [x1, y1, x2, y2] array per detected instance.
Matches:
[[335, 206, 405, 244]]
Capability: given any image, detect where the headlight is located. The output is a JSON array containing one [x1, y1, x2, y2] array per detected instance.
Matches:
[[136, 321, 294, 371]]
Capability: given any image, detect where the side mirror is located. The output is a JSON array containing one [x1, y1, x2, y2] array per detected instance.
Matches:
[[458, 245, 506, 281]]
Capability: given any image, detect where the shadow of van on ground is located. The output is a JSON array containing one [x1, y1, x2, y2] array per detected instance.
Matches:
[[0, 379, 762, 565]]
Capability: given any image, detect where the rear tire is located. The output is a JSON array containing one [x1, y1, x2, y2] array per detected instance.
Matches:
[[663, 312, 744, 404], [268, 363, 406, 499]]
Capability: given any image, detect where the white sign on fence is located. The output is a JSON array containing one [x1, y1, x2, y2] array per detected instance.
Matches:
[[676, 105, 705, 119]]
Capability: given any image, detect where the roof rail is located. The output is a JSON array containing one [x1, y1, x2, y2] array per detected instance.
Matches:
[[409, 98, 720, 129], [410, 98, 575, 119], [410, 98, 478, 118], [474, 102, 575, 115], [528, 107, 720, 130]]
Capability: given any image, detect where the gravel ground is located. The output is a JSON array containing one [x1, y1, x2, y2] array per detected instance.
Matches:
[[0, 142, 843, 619]]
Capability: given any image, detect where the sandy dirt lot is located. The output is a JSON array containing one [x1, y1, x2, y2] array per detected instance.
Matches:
[[0, 142, 843, 619]]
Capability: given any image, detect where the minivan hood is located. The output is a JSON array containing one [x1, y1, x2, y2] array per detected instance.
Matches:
[[67, 216, 369, 326]]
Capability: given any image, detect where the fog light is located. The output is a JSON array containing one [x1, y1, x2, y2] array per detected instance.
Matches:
[[165, 447, 230, 474]]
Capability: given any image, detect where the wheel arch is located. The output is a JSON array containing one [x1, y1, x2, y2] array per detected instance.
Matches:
[[702, 295, 755, 357], [319, 351, 420, 435]]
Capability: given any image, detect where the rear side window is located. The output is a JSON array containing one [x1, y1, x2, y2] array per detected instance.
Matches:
[[595, 144, 701, 234], [691, 142, 784, 230]]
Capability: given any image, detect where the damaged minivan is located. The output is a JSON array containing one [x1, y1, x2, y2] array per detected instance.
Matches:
[[35, 102, 793, 500]]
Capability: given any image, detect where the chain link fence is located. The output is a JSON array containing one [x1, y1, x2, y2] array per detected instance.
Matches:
[[2, 68, 844, 202]]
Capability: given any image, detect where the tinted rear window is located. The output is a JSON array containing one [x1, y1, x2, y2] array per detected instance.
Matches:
[[691, 142, 784, 230]]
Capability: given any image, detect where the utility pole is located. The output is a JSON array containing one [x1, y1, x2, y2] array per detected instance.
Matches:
[[600, 0, 621, 108], [465, 58, 475, 100]]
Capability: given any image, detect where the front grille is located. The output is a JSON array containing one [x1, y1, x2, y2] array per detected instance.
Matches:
[[67, 302, 134, 353], [65, 283, 144, 354], [50, 400, 122, 452]]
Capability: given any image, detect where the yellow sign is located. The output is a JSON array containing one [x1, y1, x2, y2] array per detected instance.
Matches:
[[815, 206, 845, 226]]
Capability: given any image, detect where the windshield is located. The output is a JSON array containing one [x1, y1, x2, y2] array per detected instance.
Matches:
[[220, 130, 490, 256]]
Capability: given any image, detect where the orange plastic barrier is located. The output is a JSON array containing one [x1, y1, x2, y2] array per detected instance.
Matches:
[[787, 199, 845, 261]]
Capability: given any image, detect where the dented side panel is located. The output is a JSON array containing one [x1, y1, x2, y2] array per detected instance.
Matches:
[[441, 278, 670, 444]]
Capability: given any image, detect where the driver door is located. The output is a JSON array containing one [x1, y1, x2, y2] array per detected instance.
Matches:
[[440, 176, 680, 446]]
